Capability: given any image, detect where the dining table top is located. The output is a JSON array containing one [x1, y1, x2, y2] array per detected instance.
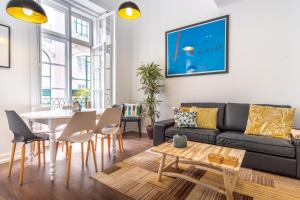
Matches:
[[20, 109, 104, 120]]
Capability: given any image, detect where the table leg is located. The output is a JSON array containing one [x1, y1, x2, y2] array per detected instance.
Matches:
[[157, 154, 166, 182], [112, 133, 117, 158], [48, 121, 56, 181], [174, 156, 179, 169], [223, 169, 238, 200]]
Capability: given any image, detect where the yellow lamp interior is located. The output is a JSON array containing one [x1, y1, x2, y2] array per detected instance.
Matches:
[[6, 7, 47, 24], [118, 7, 141, 20]]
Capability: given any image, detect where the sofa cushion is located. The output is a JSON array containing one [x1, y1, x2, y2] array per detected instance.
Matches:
[[181, 103, 226, 130], [217, 131, 295, 158], [225, 103, 250, 131], [225, 103, 292, 132], [165, 127, 220, 144]]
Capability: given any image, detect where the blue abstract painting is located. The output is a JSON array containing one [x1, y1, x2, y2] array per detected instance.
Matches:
[[166, 16, 229, 77]]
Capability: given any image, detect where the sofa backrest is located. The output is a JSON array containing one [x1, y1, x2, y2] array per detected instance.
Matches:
[[225, 103, 291, 132], [181, 102, 226, 130]]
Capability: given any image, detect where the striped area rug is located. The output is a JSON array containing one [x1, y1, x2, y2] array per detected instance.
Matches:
[[91, 150, 300, 200]]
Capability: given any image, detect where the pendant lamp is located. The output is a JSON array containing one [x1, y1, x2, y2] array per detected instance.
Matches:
[[6, 0, 48, 24], [118, 1, 141, 20]]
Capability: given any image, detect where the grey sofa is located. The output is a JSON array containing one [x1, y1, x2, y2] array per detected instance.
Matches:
[[153, 102, 300, 179]]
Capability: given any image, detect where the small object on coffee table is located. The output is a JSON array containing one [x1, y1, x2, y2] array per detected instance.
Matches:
[[208, 153, 223, 164], [173, 133, 187, 148], [223, 155, 239, 167]]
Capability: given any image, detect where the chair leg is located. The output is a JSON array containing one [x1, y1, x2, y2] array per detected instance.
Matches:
[[81, 143, 84, 168], [8, 143, 16, 177], [119, 132, 124, 152], [65, 142, 68, 157], [55, 142, 59, 160], [107, 136, 111, 158], [85, 140, 90, 166], [90, 140, 98, 173], [123, 121, 126, 135], [101, 137, 104, 171], [66, 143, 72, 186], [117, 135, 122, 153], [32, 142, 35, 154], [19, 144, 26, 185], [61, 141, 65, 152], [138, 120, 142, 137], [42, 141, 46, 165], [37, 141, 41, 166], [95, 134, 98, 152]]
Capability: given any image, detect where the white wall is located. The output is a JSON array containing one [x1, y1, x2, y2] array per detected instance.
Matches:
[[130, 0, 300, 127], [0, 0, 33, 163], [0, 0, 133, 163]]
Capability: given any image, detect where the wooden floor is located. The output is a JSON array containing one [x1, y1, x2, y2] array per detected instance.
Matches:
[[0, 132, 153, 200]]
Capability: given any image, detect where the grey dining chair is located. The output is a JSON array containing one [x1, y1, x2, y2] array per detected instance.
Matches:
[[5, 110, 49, 185]]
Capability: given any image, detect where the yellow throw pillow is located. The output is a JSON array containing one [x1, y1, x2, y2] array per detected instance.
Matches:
[[179, 107, 191, 112], [190, 107, 218, 130], [244, 105, 295, 141]]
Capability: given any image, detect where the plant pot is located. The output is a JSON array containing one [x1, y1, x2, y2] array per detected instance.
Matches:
[[146, 125, 154, 139]]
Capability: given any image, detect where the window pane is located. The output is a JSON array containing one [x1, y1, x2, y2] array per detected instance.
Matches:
[[72, 43, 90, 82], [42, 77, 50, 89], [42, 39, 66, 65], [51, 65, 66, 88], [52, 89, 65, 99], [72, 79, 87, 90], [42, 4, 66, 35], [42, 63, 50, 76], [71, 16, 90, 42]]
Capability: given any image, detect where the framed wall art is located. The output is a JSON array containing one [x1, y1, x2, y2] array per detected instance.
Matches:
[[166, 15, 229, 78]]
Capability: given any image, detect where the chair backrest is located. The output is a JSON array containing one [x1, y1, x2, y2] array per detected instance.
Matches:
[[95, 108, 122, 132], [5, 110, 35, 142], [58, 111, 96, 141]]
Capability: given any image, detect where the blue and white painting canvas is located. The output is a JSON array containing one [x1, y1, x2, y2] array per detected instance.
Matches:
[[166, 16, 229, 77]]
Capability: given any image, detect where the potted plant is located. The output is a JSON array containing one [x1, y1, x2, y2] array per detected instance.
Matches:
[[137, 62, 164, 139], [73, 88, 91, 108]]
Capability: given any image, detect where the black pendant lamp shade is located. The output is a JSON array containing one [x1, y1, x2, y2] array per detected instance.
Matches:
[[6, 0, 48, 24], [118, 1, 141, 20]]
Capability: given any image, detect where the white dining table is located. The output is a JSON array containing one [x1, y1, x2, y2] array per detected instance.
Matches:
[[20, 109, 114, 181]]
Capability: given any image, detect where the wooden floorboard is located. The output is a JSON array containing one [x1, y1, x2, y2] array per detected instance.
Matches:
[[0, 132, 152, 200]]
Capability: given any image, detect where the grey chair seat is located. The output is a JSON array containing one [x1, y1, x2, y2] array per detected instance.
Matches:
[[165, 127, 220, 144], [122, 117, 141, 121], [217, 131, 295, 158]]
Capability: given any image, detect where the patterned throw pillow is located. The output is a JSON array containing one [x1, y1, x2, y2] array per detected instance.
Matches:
[[174, 112, 197, 128], [244, 105, 295, 141], [190, 107, 218, 130], [124, 103, 142, 117]]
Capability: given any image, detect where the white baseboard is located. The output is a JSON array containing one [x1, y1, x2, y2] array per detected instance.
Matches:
[[0, 150, 22, 165]]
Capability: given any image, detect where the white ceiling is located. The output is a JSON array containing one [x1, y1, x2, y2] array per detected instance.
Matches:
[[69, 0, 106, 14], [214, 0, 245, 7]]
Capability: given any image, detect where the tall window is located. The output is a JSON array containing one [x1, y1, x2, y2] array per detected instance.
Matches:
[[40, 1, 68, 107], [39, 0, 115, 109], [40, 1, 92, 108]]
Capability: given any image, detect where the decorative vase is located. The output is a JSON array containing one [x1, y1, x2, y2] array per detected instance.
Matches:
[[173, 133, 187, 148], [146, 125, 154, 139]]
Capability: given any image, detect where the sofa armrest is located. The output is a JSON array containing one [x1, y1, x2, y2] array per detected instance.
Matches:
[[153, 119, 175, 146], [292, 129, 300, 179]]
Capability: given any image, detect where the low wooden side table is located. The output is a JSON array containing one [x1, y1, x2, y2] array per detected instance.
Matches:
[[151, 141, 246, 200]]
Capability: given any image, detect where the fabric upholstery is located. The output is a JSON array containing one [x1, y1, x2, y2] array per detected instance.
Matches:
[[225, 103, 250, 131], [153, 119, 175, 146], [244, 105, 295, 141], [190, 107, 218, 130], [217, 131, 295, 158], [174, 112, 197, 128], [165, 127, 220, 144], [242, 151, 297, 178], [181, 103, 226, 130]]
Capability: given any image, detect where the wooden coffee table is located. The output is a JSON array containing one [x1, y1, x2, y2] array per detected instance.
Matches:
[[151, 141, 246, 200]]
